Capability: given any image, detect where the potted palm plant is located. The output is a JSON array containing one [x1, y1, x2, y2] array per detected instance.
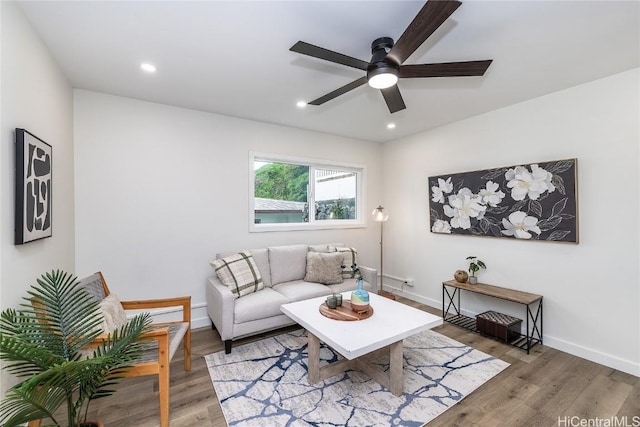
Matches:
[[0, 270, 151, 427], [466, 256, 487, 284]]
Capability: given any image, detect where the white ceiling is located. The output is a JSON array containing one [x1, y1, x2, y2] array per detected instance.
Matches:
[[17, 1, 640, 143]]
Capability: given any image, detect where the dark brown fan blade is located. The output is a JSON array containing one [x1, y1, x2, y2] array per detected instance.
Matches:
[[387, 0, 461, 65], [308, 76, 368, 105], [399, 60, 492, 78], [381, 85, 406, 114], [290, 41, 369, 71]]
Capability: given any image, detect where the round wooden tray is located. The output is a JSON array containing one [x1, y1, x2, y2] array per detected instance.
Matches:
[[319, 300, 374, 321]]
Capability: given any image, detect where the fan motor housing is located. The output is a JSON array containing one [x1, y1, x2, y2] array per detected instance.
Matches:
[[370, 37, 395, 63], [368, 37, 399, 83], [371, 37, 394, 53]]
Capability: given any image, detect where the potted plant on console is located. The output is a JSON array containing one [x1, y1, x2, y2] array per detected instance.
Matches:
[[466, 256, 486, 284], [0, 270, 151, 427]]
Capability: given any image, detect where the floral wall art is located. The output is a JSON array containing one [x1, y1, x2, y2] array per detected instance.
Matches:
[[429, 159, 578, 243]]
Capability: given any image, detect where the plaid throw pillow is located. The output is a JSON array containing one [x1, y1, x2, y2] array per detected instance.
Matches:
[[212, 251, 264, 299], [334, 247, 358, 278]]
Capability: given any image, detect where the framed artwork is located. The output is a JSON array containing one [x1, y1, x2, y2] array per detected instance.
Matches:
[[15, 128, 52, 244], [428, 159, 578, 243]]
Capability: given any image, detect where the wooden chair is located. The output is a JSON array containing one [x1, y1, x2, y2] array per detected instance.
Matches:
[[28, 271, 191, 427]]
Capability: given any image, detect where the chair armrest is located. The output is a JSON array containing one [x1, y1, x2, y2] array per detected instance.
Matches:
[[86, 327, 169, 348], [120, 296, 190, 310], [358, 265, 377, 289], [138, 327, 170, 340], [205, 277, 235, 341], [121, 296, 191, 323]]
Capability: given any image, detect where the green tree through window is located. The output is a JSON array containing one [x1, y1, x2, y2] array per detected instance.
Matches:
[[255, 163, 308, 202]]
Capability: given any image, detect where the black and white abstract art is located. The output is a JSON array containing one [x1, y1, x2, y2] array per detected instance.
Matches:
[[15, 128, 52, 244], [429, 159, 578, 243]]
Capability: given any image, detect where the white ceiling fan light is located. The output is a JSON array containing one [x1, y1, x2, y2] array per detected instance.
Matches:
[[367, 64, 399, 89]]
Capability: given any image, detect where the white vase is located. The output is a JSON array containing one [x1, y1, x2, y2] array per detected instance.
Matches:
[[469, 276, 478, 284]]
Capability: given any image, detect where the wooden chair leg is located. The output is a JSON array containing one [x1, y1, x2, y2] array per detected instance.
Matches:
[[184, 328, 191, 371], [159, 367, 169, 427], [159, 334, 170, 427]]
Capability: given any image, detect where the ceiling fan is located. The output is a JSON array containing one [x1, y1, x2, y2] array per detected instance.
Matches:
[[290, 0, 492, 114]]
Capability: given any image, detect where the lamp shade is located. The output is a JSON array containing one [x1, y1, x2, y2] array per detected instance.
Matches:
[[372, 205, 389, 222]]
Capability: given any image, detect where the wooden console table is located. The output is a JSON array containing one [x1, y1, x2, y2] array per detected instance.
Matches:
[[442, 280, 543, 353]]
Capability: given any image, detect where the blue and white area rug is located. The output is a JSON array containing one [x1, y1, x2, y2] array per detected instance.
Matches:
[[205, 329, 509, 426]]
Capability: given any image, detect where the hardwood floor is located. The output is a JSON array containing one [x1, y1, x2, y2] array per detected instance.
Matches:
[[85, 298, 639, 426]]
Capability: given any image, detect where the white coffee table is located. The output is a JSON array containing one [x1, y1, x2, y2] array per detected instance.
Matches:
[[281, 292, 442, 396]]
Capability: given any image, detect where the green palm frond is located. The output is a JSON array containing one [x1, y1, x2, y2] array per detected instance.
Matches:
[[0, 332, 64, 377], [0, 270, 153, 427], [22, 270, 104, 359], [0, 384, 65, 426]]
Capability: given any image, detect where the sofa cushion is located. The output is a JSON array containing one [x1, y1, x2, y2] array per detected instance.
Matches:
[[304, 252, 344, 285], [308, 243, 344, 253], [234, 287, 290, 323], [248, 248, 271, 287], [269, 244, 308, 285], [211, 251, 264, 299], [308, 244, 333, 253], [273, 280, 333, 302]]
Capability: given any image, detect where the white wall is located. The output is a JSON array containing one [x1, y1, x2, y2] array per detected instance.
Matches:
[[0, 1, 74, 390], [73, 90, 383, 328], [381, 69, 639, 376]]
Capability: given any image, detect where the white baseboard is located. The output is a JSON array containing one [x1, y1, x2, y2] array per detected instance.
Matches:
[[190, 303, 213, 330], [383, 284, 640, 377], [542, 335, 639, 377], [382, 284, 440, 308]]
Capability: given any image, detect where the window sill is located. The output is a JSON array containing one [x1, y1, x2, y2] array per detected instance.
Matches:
[[250, 221, 366, 233]]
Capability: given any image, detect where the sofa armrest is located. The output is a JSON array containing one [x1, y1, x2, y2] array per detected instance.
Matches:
[[205, 276, 235, 341], [358, 265, 377, 290]]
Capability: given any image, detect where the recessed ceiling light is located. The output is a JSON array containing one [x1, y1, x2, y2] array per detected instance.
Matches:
[[296, 101, 307, 108], [140, 63, 156, 73], [387, 123, 396, 129]]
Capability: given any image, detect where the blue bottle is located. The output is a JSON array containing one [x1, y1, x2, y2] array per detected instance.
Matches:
[[350, 278, 370, 312]]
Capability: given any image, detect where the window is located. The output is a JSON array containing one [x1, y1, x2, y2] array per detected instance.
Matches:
[[250, 152, 365, 231]]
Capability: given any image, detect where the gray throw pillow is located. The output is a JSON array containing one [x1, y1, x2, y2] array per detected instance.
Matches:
[[304, 252, 344, 285]]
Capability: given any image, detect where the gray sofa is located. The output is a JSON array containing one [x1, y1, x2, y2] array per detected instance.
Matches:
[[206, 243, 376, 353]]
